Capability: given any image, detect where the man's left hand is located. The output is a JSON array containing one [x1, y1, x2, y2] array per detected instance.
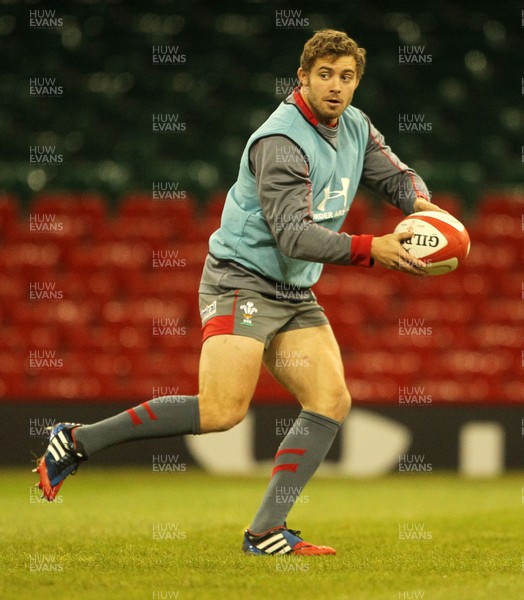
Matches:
[[413, 197, 448, 214]]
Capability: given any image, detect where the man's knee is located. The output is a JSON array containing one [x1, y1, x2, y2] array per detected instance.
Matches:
[[198, 389, 251, 433], [212, 404, 249, 432], [300, 385, 351, 423], [336, 387, 352, 421]]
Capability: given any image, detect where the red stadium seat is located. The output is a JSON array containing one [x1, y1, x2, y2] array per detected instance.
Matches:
[[501, 378, 524, 403], [477, 298, 524, 324], [119, 192, 196, 221], [192, 215, 220, 242], [340, 270, 400, 299], [65, 241, 152, 273], [100, 298, 189, 327], [346, 376, 399, 403], [0, 273, 25, 302], [478, 191, 524, 218], [470, 212, 522, 244], [0, 189, 521, 405], [154, 326, 202, 352], [62, 324, 125, 352], [85, 272, 120, 301], [111, 215, 176, 242], [470, 323, 523, 350], [429, 193, 464, 220], [34, 374, 103, 401], [147, 271, 200, 298], [371, 202, 402, 236], [0, 242, 62, 273], [10, 300, 97, 326], [32, 192, 107, 216], [438, 349, 514, 378], [205, 191, 228, 218], [0, 194, 20, 238], [314, 271, 342, 299], [29, 192, 108, 241], [339, 193, 375, 235]]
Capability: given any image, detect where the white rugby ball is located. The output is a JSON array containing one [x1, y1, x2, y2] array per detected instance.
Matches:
[[394, 211, 471, 275]]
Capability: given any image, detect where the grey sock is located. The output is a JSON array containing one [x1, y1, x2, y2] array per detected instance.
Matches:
[[73, 395, 200, 456], [249, 410, 340, 534]]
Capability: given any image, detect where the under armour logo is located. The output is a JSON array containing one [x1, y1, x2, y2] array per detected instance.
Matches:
[[316, 177, 350, 211]]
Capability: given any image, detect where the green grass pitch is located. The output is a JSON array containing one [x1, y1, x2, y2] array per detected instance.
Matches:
[[1, 469, 522, 600]]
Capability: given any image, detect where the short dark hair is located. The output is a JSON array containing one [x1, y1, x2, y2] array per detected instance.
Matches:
[[300, 29, 366, 78]]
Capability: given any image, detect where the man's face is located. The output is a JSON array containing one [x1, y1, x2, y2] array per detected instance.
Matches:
[[298, 55, 360, 125]]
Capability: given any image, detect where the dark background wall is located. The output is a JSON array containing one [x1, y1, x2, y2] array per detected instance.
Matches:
[[1, 0, 522, 205], [1, 0, 522, 469]]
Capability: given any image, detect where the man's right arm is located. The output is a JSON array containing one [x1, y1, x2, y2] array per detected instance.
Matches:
[[251, 135, 427, 276], [250, 136, 374, 267]]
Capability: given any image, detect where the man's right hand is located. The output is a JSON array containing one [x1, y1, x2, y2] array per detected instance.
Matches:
[[371, 231, 428, 276]]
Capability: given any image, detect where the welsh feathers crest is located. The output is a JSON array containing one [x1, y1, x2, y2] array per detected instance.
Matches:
[[240, 301, 257, 325]]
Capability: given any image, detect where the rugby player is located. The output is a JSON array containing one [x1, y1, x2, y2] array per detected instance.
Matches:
[[35, 29, 443, 556]]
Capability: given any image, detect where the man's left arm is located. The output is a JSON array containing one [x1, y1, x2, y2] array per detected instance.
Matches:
[[359, 114, 446, 214]]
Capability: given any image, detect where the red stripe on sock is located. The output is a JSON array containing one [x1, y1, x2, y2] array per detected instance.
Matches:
[[275, 448, 306, 459], [127, 408, 143, 425], [272, 463, 299, 476], [141, 402, 158, 421]]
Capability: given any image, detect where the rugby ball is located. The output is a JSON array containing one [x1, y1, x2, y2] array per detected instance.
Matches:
[[394, 211, 471, 275]]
